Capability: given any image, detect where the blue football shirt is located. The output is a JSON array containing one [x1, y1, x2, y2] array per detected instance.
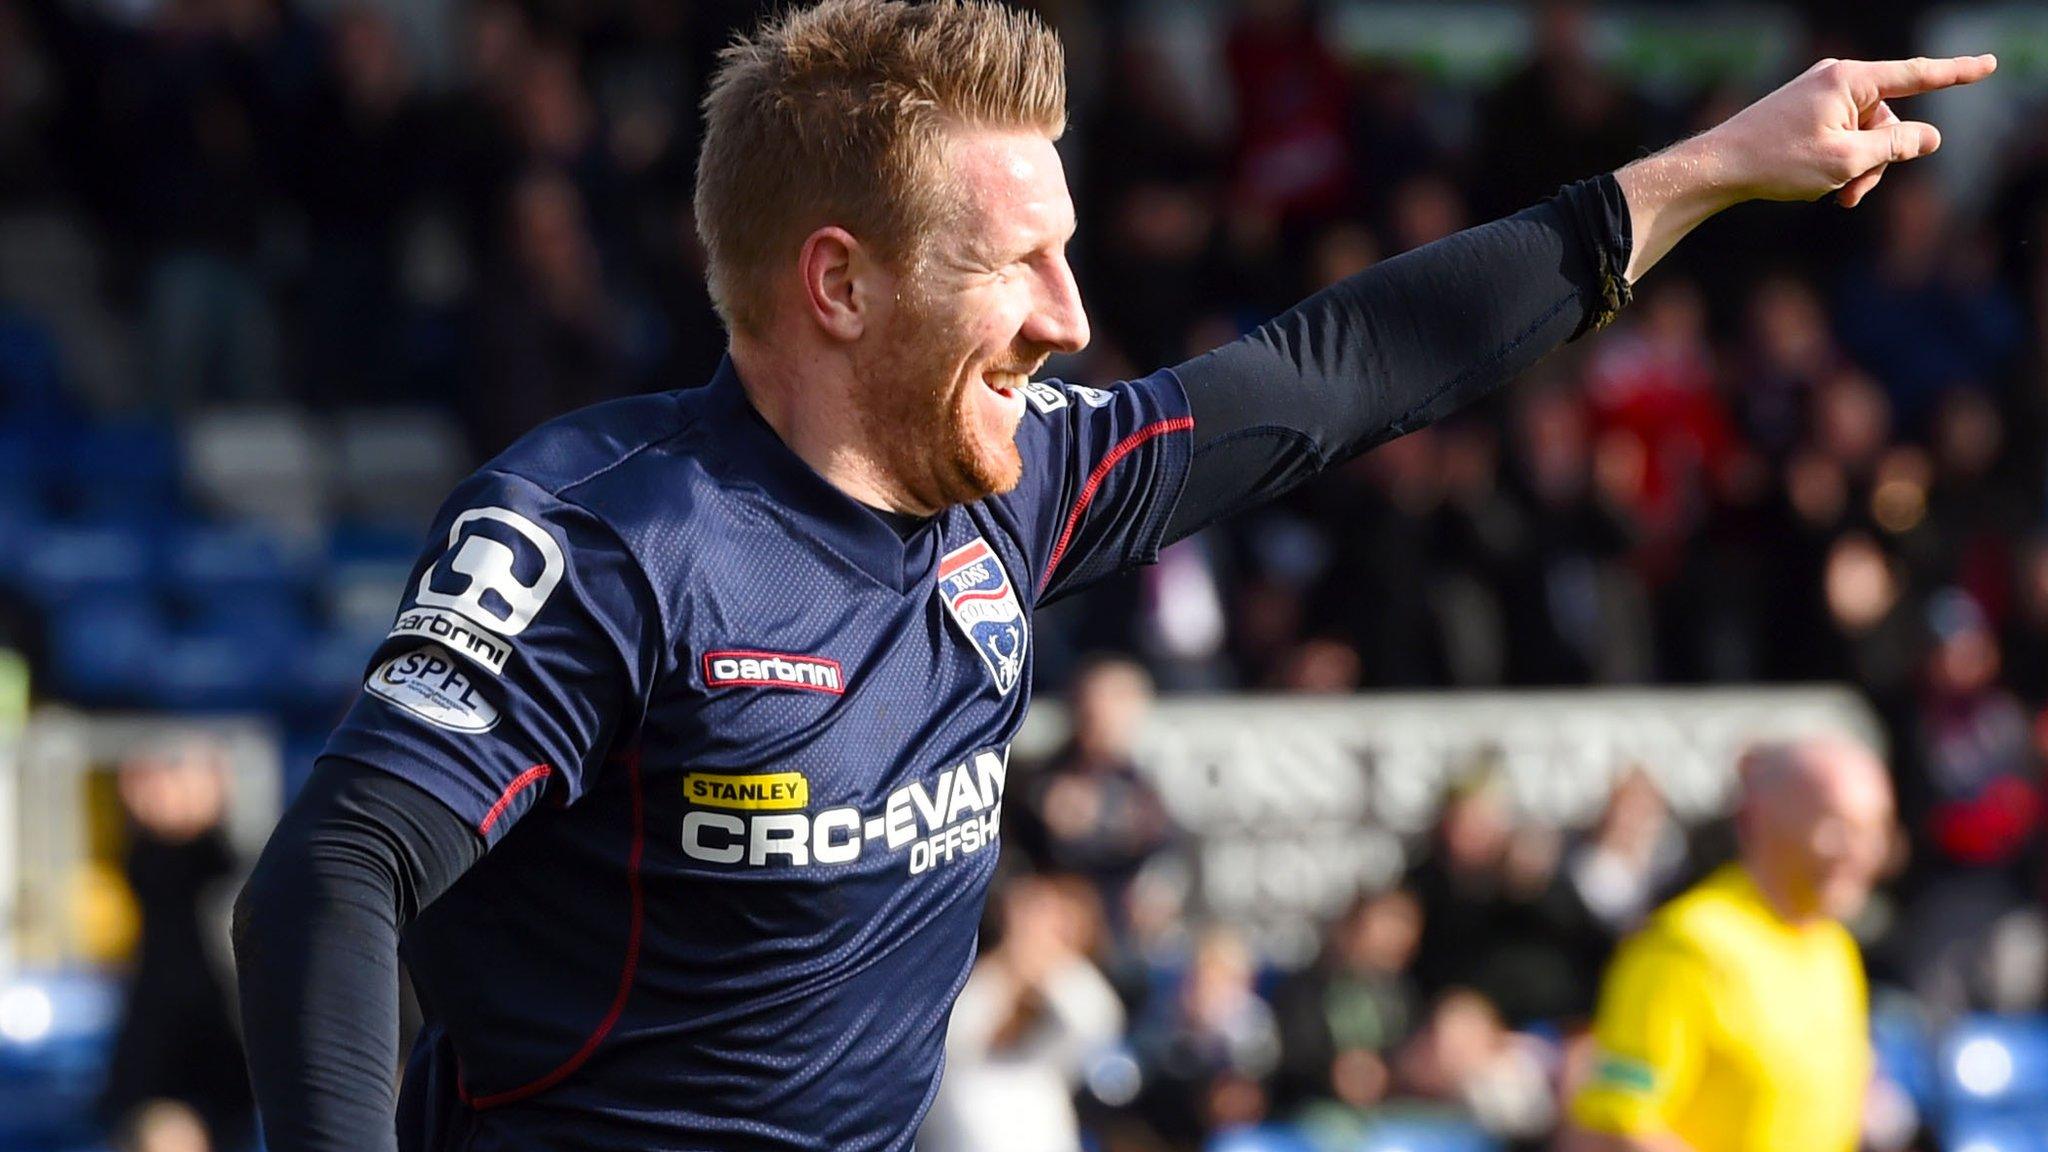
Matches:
[[320, 358, 1192, 1151]]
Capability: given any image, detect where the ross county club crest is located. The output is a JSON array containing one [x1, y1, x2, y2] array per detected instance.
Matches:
[[936, 537, 1028, 695]]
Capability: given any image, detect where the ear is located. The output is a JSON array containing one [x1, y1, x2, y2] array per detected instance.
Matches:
[[799, 226, 873, 342]]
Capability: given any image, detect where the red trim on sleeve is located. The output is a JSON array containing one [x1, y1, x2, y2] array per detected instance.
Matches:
[[477, 764, 553, 836], [1038, 416, 1194, 594], [461, 748, 646, 1110]]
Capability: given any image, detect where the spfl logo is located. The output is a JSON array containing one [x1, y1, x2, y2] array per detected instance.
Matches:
[[936, 536, 1027, 695]]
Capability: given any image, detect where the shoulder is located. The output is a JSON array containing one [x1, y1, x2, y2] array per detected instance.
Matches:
[[1010, 374, 1190, 447], [485, 391, 701, 504], [1609, 910, 1715, 993], [1636, 867, 1789, 980], [1602, 873, 1747, 981], [475, 388, 736, 551], [442, 389, 738, 637]]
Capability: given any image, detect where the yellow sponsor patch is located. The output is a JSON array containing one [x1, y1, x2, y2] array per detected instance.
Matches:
[[684, 771, 809, 811]]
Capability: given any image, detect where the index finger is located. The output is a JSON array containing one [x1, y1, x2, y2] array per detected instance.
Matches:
[[1852, 54, 1998, 102]]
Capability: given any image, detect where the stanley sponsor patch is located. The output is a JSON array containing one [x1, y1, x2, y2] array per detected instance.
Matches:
[[685, 771, 810, 811]]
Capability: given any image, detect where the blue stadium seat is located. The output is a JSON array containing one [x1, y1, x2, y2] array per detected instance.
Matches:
[[0, 499, 44, 588], [163, 522, 311, 619], [328, 520, 423, 566], [11, 520, 158, 608], [143, 627, 291, 712], [0, 309, 70, 417], [281, 622, 385, 719], [1942, 1114, 2048, 1152], [56, 418, 180, 518], [0, 423, 54, 518], [0, 970, 120, 1151], [1940, 1015, 2048, 1113], [1207, 1125, 1321, 1152], [46, 596, 165, 703], [322, 520, 421, 633], [1872, 997, 1938, 1114]]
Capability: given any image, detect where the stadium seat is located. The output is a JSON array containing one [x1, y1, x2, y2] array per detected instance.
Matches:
[[1939, 1015, 2048, 1113], [1872, 996, 1939, 1114], [14, 521, 158, 608], [55, 418, 179, 518], [182, 407, 330, 535], [0, 493, 46, 589], [333, 407, 467, 532], [323, 520, 422, 633], [0, 970, 120, 1151], [0, 309, 69, 417], [0, 423, 54, 518], [1942, 1115, 2048, 1152], [281, 622, 386, 719], [1207, 1125, 1321, 1152], [162, 522, 313, 617], [46, 596, 165, 703], [143, 626, 292, 712]]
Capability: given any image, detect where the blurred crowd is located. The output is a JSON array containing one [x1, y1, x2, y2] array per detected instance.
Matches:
[[4, 0, 2048, 1149], [954, 659, 2032, 1152]]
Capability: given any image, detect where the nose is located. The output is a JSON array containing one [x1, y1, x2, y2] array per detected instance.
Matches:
[[1022, 251, 1091, 356]]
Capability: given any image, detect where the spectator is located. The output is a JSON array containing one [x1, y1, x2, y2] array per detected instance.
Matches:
[[465, 168, 629, 456], [1383, 172, 1466, 253], [1922, 386, 2026, 605], [1271, 887, 1423, 1115], [100, 739, 253, 1152], [1835, 173, 2025, 434], [1734, 272, 1842, 460], [1393, 988, 1556, 1140], [2001, 536, 2048, 701], [1412, 765, 1603, 1023], [289, 5, 430, 406], [1132, 928, 1280, 1148], [1012, 658, 1176, 938], [1583, 278, 1734, 554], [1898, 589, 2045, 1014], [1565, 767, 1689, 942], [1472, 0, 1643, 217], [1302, 428, 1459, 688], [1222, 0, 1355, 230], [921, 876, 1125, 1152], [1495, 381, 1643, 685]]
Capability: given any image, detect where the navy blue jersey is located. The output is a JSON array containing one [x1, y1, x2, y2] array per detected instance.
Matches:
[[319, 360, 1192, 1151]]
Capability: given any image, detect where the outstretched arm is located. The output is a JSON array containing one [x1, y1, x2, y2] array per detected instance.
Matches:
[[1161, 54, 1995, 540], [1618, 54, 1997, 280]]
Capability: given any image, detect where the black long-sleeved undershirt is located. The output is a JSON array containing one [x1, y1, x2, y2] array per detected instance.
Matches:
[[1162, 173, 1632, 542], [233, 763, 479, 1152], [232, 176, 1632, 1152]]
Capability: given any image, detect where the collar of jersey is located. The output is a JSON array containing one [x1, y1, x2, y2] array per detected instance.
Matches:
[[700, 356, 940, 594]]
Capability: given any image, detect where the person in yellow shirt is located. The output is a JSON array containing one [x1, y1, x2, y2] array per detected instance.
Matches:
[[1564, 736, 1894, 1152]]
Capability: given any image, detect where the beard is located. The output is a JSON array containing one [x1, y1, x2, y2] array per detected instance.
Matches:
[[853, 290, 1031, 513]]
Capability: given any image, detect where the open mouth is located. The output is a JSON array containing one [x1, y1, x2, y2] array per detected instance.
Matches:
[[983, 370, 1027, 398]]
